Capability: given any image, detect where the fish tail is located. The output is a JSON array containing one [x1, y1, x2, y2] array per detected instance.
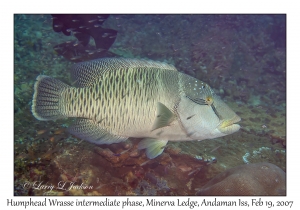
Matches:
[[31, 75, 70, 121]]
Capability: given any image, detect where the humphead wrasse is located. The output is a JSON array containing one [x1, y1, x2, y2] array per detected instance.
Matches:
[[32, 58, 240, 159]]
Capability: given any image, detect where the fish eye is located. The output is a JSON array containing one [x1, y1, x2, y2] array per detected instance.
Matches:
[[205, 96, 213, 106]]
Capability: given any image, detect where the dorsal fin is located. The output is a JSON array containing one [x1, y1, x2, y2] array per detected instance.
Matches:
[[70, 58, 178, 87]]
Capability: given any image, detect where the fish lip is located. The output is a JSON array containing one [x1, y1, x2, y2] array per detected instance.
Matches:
[[218, 115, 241, 129], [231, 115, 241, 125], [217, 115, 241, 134], [225, 123, 240, 128]]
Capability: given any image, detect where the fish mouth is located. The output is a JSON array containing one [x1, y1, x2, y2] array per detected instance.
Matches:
[[218, 115, 241, 134]]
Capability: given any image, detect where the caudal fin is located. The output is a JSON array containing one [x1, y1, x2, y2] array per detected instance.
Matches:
[[31, 75, 70, 121]]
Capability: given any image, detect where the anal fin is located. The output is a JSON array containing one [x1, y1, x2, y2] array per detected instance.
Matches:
[[68, 119, 127, 144], [152, 102, 175, 131], [138, 138, 168, 159]]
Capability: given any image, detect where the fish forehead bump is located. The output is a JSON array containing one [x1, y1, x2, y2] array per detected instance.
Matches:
[[178, 73, 213, 98]]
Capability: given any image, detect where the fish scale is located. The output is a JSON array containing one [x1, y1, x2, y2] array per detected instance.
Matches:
[[61, 67, 173, 135]]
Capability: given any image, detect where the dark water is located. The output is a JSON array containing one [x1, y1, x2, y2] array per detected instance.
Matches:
[[14, 14, 286, 196]]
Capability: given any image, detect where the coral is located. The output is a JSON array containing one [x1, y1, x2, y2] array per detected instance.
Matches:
[[164, 144, 182, 155], [192, 26, 236, 88], [42, 190, 65, 196], [134, 180, 157, 195], [68, 188, 84, 196], [242, 147, 285, 171], [124, 171, 137, 184], [132, 172, 170, 195], [80, 168, 95, 185], [196, 162, 286, 195]]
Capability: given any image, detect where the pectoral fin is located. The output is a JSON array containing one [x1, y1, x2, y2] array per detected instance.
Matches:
[[138, 138, 168, 159], [151, 102, 175, 131]]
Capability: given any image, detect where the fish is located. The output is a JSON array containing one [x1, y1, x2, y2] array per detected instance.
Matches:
[[31, 58, 241, 159], [51, 14, 118, 62], [66, 28, 76, 32], [88, 19, 97, 23], [70, 55, 83, 61], [52, 41, 118, 63], [102, 33, 109, 38]]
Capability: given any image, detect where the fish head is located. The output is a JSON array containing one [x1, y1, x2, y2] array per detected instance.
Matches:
[[177, 78, 240, 140], [211, 94, 241, 135]]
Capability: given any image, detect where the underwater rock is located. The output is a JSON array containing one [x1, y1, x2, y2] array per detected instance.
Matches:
[[94, 147, 121, 164], [232, 87, 250, 103], [68, 187, 85, 196], [42, 190, 65, 196], [122, 141, 133, 150], [269, 133, 286, 148], [124, 171, 137, 184], [157, 153, 172, 166], [165, 144, 182, 155], [80, 168, 95, 185], [195, 162, 286, 195], [134, 180, 157, 195], [129, 149, 141, 158]]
